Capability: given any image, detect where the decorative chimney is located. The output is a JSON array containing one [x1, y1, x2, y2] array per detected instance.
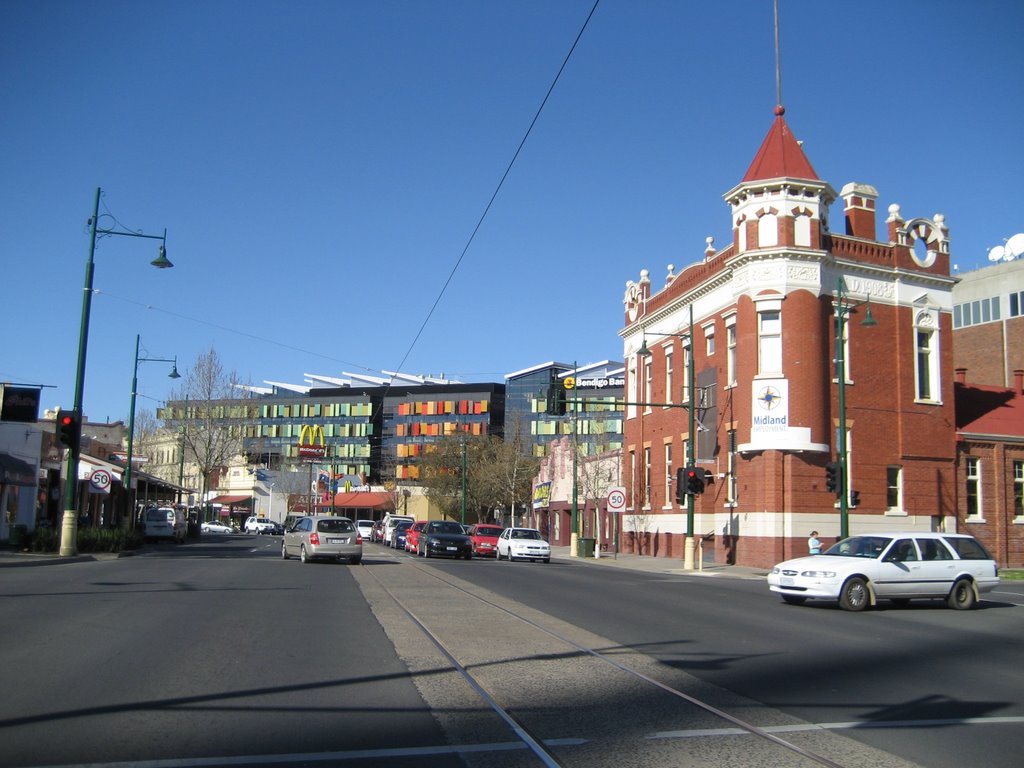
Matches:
[[1015, 369, 1023, 396], [841, 182, 878, 240], [955, 368, 967, 385]]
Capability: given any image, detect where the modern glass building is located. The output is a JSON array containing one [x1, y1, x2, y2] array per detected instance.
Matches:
[[505, 360, 624, 459]]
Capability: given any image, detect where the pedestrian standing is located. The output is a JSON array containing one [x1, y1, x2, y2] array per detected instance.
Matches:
[[808, 531, 822, 555]]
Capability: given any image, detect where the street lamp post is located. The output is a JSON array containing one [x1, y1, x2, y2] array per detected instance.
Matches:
[[60, 187, 173, 557], [833, 277, 877, 539], [124, 333, 179, 526], [637, 305, 698, 569]]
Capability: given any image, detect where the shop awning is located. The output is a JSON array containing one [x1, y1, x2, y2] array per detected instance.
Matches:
[[323, 491, 393, 510], [0, 453, 37, 486], [208, 495, 253, 506]]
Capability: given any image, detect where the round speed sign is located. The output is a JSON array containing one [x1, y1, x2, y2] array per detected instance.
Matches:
[[89, 469, 112, 492], [606, 486, 626, 513]]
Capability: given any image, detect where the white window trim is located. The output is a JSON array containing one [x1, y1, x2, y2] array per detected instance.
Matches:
[[885, 464, 906, 516], [724, 314, 738, 389], [965, 457, 984, 522], [1014, 460, 1024, 522], [913, 308, 942, 405]]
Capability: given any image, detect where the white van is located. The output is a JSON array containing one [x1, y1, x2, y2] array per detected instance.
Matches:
[[382, 514, 414, 546], [144, 506, 187, 543]]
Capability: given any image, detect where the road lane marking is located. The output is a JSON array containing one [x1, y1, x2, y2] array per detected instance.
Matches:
[[648, 715, 1024, 739]]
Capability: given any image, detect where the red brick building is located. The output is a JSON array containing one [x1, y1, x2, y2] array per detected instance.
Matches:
[[621, 106, 958, 569], [955, 369, 1024, 568]]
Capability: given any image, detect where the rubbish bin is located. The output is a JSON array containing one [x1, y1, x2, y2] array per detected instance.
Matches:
[[578, 537, 595, 558]]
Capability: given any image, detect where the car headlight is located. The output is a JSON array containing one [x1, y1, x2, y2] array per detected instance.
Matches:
[[799, 570, 836, 578]]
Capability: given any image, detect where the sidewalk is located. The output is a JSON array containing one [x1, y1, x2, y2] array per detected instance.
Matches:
[[0, 549, 133, 567], [549, 545, 767, 580]]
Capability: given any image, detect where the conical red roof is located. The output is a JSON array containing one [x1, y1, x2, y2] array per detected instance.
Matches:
[[742, 106, 819, 183]]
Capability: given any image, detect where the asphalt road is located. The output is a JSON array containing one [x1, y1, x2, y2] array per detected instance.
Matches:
[[2, 535, 1022, 768], [410, 543, 1024, 768]]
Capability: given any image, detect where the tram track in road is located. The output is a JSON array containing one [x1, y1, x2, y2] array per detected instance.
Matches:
[[355, 551, 926, 768]]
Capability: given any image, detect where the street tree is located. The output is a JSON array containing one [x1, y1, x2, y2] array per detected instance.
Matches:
[[162, 347, 256, 511], [420, 434, 538, 525]]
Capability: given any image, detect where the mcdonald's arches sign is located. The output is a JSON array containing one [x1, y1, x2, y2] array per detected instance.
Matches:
[[297, 424, 326, 460]]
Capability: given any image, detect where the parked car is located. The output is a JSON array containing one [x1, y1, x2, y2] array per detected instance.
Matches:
[[201, 519, 234, 534], [281, 515, 362, 564], [355, 519, 375, 541], [404, 521, 428, 553], [382, 513, 415, 546], [767, 532, 1000, 611], [496, 527, 550, 562], [418, 520, 473, 559], [392, 520, 413, 550], [143, 506, 188, 543], [468, 524, 503, 557], [244, 516, 278, 535]]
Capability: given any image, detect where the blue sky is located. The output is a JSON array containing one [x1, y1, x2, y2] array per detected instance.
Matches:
[[3, 1, 1022, 424]]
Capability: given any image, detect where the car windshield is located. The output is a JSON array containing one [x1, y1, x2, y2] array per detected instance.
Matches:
[[396, 522, 412, 530], [475, 527, 502, 536], [147, 509, 172, 521], [432, 522, 465, 535], [317, 519, 354, 533], [512, 529, 542, 540], [822, 535, 891, 558]]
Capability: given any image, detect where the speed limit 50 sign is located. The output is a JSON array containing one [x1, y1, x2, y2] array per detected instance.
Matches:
[[606, 486, 626, 513]]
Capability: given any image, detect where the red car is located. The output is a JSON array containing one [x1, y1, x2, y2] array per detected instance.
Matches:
[[404, 521, 428, 553], [469, 524, 503, 557]]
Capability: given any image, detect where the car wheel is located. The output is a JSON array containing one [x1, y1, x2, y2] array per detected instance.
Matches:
[[839, 577, 870, 611], [281, 542, 289, 560], [543, 558, 550, 564], [947, 578, 977, 610], [781, 595, 806, 606], [350, 556, 362, 565], [300, 545, 309, 564], [464, 551, 472, 561]]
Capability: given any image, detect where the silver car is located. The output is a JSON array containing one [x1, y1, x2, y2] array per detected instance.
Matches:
[[281, 515, 362, 565]]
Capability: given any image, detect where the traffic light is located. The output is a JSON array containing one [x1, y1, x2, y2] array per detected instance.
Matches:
[[684, 466, 705, 495], [675, 468, 686, 503], [56, 408, 81, 449], [825, 461, 843, 495], [546, 385, 567, 416]]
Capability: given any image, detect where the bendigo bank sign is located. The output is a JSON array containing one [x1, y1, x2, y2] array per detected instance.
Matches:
[[297, 424, 327, 460]]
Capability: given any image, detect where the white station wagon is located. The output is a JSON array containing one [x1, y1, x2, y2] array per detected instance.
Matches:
[[767, 532, 999, 611]]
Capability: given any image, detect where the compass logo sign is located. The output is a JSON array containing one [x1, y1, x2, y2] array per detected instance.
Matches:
[[752, 379, 789, 434], [757, 385, 782, 410]]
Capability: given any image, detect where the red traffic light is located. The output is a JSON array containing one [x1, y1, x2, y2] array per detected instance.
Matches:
[[56, 408, 81, 449]]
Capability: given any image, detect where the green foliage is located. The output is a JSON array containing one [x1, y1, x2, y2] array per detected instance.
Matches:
[[25, 526, 144, 553], [25, 527, 59, 552], [77, 527, 144, 553]]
